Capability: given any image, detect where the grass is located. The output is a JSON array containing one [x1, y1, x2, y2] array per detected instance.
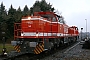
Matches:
[[0, 44, 14, 53]]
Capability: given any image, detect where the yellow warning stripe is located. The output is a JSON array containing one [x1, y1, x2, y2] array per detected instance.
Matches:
[[14, 46, 19, 50], [40, 44, 44, 50], [38, 46, 43, 52], [38, 44, 44, 51], [42, 44, 44, 48], [40, 43, 44, 48], [34, 43, 44, 54], [17, 46, 20, 52], [35, 47, 40, 54], [14, 45, 20, 52], [34, 48, 38, 54], [34, 49, 38, 54], [16, 49, 20, 52], [34, 46, 40, 54], [41, 43, 44, 51], [16, 48, 20, 52], [14, 46, 17, 50], [37, 45, 42, 52]]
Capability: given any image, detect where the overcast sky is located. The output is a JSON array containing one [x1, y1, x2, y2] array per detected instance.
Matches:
[[0, 0, 90, 32]]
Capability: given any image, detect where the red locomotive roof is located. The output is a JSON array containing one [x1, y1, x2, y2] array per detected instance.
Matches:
[[34, 11, 56, 16]]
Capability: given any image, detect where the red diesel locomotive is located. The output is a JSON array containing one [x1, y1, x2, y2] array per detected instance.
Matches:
[[11, 11, 79, 54]]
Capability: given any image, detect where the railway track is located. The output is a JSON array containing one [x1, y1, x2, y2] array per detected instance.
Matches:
[[41, 41, 79, 60], [0, 41, 78, 60]]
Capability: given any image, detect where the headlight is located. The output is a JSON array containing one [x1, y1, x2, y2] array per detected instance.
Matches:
[[28, 17, 31, 20], [4, 52, 7, 55], [85, 39, 87, 41], [21, 33, 24, 36], [36, 34, 39, 37]]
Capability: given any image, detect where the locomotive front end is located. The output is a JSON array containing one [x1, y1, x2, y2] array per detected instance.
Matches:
[[12, 16, 45, 54]]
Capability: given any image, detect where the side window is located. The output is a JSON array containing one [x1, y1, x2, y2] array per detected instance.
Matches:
[[52, 17, 56, 22], [76, 27, 78, 30], [47, 17, 51, 21], [58, 18, 63, 23]]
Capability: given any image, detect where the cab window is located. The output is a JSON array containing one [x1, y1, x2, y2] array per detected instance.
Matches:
[[58, 18, 63, 23], [52, 17, 56, 22]]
